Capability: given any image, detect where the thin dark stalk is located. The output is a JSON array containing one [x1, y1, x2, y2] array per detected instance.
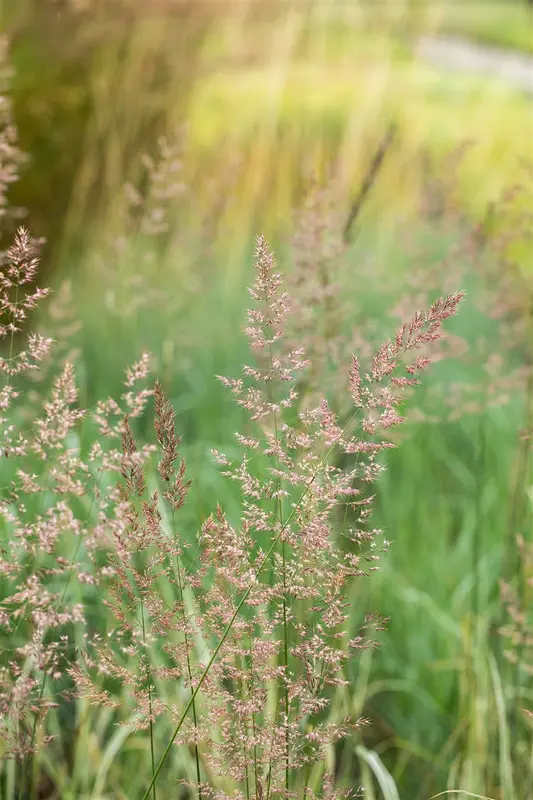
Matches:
[[343, 122, 397, 242], [265, 750, 274, 800]]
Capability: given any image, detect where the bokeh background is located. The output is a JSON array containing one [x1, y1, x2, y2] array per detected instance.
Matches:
[[1, 0, 533, 797]]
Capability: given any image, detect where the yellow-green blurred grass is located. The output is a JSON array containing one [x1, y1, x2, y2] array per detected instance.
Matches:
[[73, 2, 530, 248], [185, 58, 530, 219], [189, 0, 530, 231], [7, 0, 531, 272], [434, 0, 533, 55]]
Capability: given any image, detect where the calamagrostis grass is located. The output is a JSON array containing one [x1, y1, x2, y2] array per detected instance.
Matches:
[[76, 233, 461, 799], [0, 228, 154, 778], [1, 220, 463, 798]]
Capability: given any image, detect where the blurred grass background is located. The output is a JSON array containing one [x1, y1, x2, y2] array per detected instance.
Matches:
[[1, 0, 533, 797], [2, 0, 532, 262]]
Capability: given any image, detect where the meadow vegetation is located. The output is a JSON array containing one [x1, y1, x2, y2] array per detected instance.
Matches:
[[1, 1, 532, 799]]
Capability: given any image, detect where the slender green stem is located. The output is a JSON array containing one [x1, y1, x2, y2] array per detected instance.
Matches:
[[236, 645, 250, 800], [247, 620, 259, 800], [7, 285, 18, 367], [140, 596, 157, 800], [264, 696, 277, 800], [281, 541, 290, 796], [266, 765, 273, 800], [243, 715, 251, 800], [172, 510, 202, 800], [301, 758, 313, 800], [267, 332, 290, 797]]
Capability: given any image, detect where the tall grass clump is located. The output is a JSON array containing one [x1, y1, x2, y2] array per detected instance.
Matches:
[[0, 214, 463, 798]]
